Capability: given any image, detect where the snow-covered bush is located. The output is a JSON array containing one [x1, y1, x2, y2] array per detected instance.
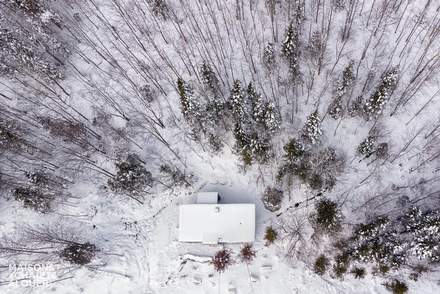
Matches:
[[355, 217, 389, 238], [11, 187, 52, 213], [0, 120, 23, 152], [383, 279, 408, 294], [108, 154, 153, 201], [350, 267, 366, 279], [7, 0, 44, 16], [210, 248, 234, 273], [139, 84, 155, 102], [261, 187, 284, 212], [301, 110, 322, 145], [149, 0, 169, 20], [60, 242, 97, 265], [357, 136, 376, 157], [283, 138, 304, 163], [314, 254, 330, 275], [159, 164, 190, 187], [310, 197, 344, 234], [200, 61, 220, 95], [25, 170, 50, 187]]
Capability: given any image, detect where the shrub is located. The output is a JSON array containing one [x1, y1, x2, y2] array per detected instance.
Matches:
[[350, 267, 366, 279], [383, 279, 408, 294], [60, 242, 97, 265], [211, 249, 234, 273], [264, 226, 277, 246], [332, 264, 347, 280], [283, 138, 304, 163], [357, 136, 376, 157], [261, 187, 283, 212], [25, 170, 49, 187], [240, 243, 256, 263], [11, 187, 52, 213], [311, 197, 344, 234], [314, 254, 330, 275], [159, 164, 189, 187], [108, 154, 153, 198]]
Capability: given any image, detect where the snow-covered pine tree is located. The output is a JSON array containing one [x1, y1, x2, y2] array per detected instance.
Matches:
[[200, 61, 220, 95], [229, 80, 245, 121], [363, 68, 398, 120], [263, 43, 275, 70], [328, 62, 355, 119], [301, 110, 322, 145], [246, 82, 280, 134], [282, 21, 301, 82], [357, 136, 376, 157], [247, 82, 264, 123], [177, 78, 200, 119]]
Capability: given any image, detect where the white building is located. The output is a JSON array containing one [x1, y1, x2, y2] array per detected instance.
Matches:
[[178, 192, 256, 244]]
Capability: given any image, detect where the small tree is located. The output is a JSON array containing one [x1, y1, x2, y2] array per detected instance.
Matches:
[[301, 110, 322, 145], [240, 243, 256, 263], [314, 254, 330, 275], [261, 187, 284, 212], [263, 43, 275, 70], [264, 226, 278, 246], [108, 154, 153, 203], [350, 267, 366, 279], [200, 61, 220, 95], [357, 136, 376, 157], [310, 197, 344, 234], [383, 279, 408, 294], [59, 242, 97, 265], [211, 248, 234, 273], [363, 68, 398, 120], [159, 164, 191, 187]]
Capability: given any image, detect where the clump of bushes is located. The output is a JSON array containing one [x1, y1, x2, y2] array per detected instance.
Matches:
[[314, 254, 330, 275], [277, 139, 344, 192], [11, 187, 53, 213], [108, 154, 153, 202], [261, 187, 283, 212], [60, 242, 97, 265]]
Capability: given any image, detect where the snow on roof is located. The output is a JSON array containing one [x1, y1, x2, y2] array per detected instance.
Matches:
[[196, 192, 218, 204], [179, 204, 255, 244]]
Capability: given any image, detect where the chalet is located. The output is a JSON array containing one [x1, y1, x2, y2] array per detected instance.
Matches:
[[178, 192, 256, 244]]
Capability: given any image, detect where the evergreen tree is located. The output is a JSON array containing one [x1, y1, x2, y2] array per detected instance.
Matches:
[[328, 62, 355, 119], [177, 78, 200, 119], [301, 110, 322, 145], [363, 68, 398, 120]]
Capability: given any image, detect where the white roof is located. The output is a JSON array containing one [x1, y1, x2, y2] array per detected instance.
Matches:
[[179, 204, 255, 244], [197, 192, 218, 204]]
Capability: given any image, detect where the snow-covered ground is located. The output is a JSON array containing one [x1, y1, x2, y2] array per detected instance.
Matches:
[[1, 0, 440, 293]]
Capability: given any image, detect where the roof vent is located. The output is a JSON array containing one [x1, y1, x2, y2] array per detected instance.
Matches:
[[214, 207, 220, 213]]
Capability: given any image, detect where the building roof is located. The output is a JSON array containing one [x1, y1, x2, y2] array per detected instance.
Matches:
[[196, 192, 219, 204], [178, 203, 255, 244]]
